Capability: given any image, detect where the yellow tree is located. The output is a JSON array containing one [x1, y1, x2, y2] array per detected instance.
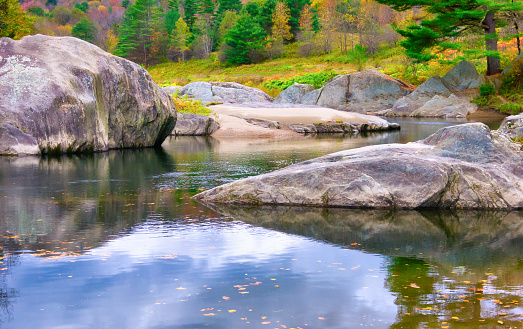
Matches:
[[267, 1, 292, 58], [317, 0, 337, 54], [271, 2, 292, 41], [356, 0, 382, 55], [298, 3, 313, 42], [173, 17, 190, 63], [0, 0, 34, 39], [337, 0, 356, 54]]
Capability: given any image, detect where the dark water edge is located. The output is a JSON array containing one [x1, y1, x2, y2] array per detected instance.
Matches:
[[0, 117, 522, 329]]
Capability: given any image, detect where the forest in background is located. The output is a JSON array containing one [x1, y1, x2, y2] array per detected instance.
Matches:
[[2, 0, 523, 114], [2, 0, 523, 68]]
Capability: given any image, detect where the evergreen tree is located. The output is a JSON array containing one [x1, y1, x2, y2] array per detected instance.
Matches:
[[284, 0, 310, 41], [224, 14, 266, 64], [0, 0, 34, 39], [217, 0, 241, 15], [374, 0, 523, 75], [217, 10, 237, 44], [184, 0, 198, 30], [257, 0, 277, 34], [200, 0, 214, 16], [74, 1, 89, 13], [72, 18, 97, 42], [27, 6, 45, 16], [122, 0, 130, 8], [116, 0, 164, 65], [165, 0, 180, 36]]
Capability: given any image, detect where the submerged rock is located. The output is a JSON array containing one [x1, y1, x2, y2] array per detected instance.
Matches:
[[193, 123, 523, 209], [0, 35, 176, 156], [173, 113, 220, 136]]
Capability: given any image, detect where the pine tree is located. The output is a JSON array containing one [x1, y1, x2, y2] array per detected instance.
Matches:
[[200, 0, 215, 16], [122, 0, 130, 8], [184, 0, 198, 30], [116, 0, 164, 65], [72, 18, 97, 43], [373, 0, 523, 75], [165, 0, 180, 36], [217, 0, 241, 15], [0, 0, 34, 39], [283, 0, 310, 41], [224, 15, 267, 64]]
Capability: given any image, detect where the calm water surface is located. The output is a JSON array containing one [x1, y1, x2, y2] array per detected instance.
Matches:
[[1, 118, 522, 329]]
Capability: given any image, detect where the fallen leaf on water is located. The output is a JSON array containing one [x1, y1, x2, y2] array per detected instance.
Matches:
[[222, 296, 230, 300], [262, 322, 270, 325], [318, 317, 324, 320], [203, 313, 216, 316], [176, 287, 186, 290], [228, 310, 236, 313]]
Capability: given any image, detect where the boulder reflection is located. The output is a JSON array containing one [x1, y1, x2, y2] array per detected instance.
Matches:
[[207, 204, 523, 327]]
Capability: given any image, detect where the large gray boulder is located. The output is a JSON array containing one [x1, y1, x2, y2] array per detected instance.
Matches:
[[303, 69, 415, 113], [178, 81, 273, 105], [441, 60, 486, 92], [274, 83, 315, 104], [194, 123, 523, 209], [409, 94, 477, 118], [382, 76, 452, 116], [173, 113, 220, 136], [382, 61, 484, 117], [0, 35, 176, 156]]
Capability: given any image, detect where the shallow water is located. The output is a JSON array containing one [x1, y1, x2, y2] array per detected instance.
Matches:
[[1, 118, 522, 329]]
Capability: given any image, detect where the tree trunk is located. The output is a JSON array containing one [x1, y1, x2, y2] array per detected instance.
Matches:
[[515, 20, 521, 54], [484, 11, 501, 75]]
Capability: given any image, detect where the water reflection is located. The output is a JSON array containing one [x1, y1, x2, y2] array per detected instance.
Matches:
[[0, 117, 516, 328], [206, 204, 523, 327]]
